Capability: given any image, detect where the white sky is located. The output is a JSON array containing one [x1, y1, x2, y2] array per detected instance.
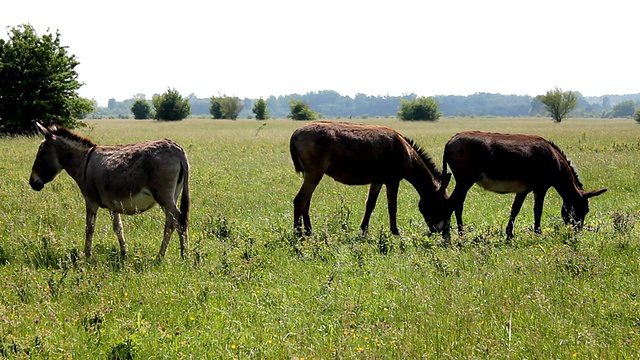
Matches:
[[3, 0, 638, 106]]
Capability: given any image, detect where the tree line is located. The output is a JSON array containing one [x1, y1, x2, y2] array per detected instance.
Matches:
[[93, 90, 640, 120]]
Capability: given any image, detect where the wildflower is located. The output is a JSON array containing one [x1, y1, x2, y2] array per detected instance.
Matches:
[[34, 318, 40, 324], [356, 347, 365, 353], [231, 344, 237, 349]]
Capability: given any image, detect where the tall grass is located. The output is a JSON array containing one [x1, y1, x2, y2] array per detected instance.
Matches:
[[0, 118, 638, 358]]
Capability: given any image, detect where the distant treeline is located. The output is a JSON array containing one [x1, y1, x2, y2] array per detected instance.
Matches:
[[89, 90, 640, 119]]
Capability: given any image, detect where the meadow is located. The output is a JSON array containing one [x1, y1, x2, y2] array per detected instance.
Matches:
[[0, 117, 638, 359]]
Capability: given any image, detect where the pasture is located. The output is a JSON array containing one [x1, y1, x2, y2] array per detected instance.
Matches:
[[0, 117, 638, 358]]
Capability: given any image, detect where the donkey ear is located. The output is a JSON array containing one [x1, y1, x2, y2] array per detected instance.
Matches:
[[34, 121, 50, 137], [585, 188, 607, 199], [440, 173, 452, 189]]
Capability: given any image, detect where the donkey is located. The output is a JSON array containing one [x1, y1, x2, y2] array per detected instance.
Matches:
[[29, 122, 190, 259], [442, 131, 607, 239], [289, 121, 450, 236]]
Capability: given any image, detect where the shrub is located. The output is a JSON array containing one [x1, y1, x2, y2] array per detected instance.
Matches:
[[397, 97, 441, 121]]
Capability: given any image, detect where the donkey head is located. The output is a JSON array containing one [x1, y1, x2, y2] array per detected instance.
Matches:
[[418, 173, 451, 233], [29, 122, 62, 191], [561, 188, 607, 230]]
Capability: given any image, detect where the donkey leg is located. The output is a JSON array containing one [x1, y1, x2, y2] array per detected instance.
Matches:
[[360, 184, 382, 234], [449, 185, 471, 236], [158, 205, 180, 258], [293, 174, 322, 236], [176, 218, 188, 259], [84, 205, 98, 258], [506, 192, 529, 239], [111, 211, 127, 258], [532, 190, 548, 234], [159, 212, 176, 258], [385, 182, 400, 235]]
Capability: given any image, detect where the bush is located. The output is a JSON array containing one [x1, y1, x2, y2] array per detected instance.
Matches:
[[210, 95, 244, 120], [152, 88, 190, 121], [397, 96, 441, 121], [252, 98, 269, 120], [288, 100, 317, 120], [634, 108, 640, 123], [131, 99, 152, 119]]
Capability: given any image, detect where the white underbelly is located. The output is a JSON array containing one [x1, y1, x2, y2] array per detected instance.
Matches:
[[477, 174, 528, 194], [110, 190, 157, 214]]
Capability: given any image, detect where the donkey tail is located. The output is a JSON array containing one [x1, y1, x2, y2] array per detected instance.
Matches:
[[289, 137, 304, 173], [178, 159, 190, 232], [441, 150, 450, 178]]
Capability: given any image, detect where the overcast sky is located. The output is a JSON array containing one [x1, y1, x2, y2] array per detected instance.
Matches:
[[3, 0, 638, 106]]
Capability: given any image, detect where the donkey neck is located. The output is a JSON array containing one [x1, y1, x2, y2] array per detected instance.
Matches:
[[552, 156, 584, 202], [405, 157, 440, 198], [56, 139, 94, 183]]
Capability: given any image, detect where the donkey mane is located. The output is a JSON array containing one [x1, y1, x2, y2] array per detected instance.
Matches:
[[51, 126, 97, 148], [546, 140, 584, 189], [402, 136, 440, 178]]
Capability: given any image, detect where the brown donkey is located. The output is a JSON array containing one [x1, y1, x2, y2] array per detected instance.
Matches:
[[290, 121, 450, 236], [442, 131, 607, 238], [29, 122, 190, 259]]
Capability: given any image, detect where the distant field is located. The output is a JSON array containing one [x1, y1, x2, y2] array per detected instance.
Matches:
[[0, 117, 638, 358]]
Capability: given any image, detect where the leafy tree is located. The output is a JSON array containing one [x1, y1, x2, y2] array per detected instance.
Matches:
[[537, 87, 577, 123], [397, 96, 441, 121], [288, 100, 317, 120], [634, 108, 640, 123], [209, 95, 244, 119], [0, 24, 94, 134], [152, 88, 190, 121], [252, 98, 269, 120], [611, 100, 636, 118], [131, 99, 152, 119], [220, 96, 244, 120], [209, 96, 223, 119]]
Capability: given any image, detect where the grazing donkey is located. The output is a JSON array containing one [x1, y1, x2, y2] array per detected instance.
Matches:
[[442, 131, 607, 238], [29, 122, 190, 259], [289, 121, 450, 236]]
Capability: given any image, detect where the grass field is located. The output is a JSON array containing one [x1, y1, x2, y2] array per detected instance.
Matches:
[[0, 117, 638, 358]]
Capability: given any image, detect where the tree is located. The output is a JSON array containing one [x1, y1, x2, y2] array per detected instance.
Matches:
[[611, 100, 636, 118], [209, 95, 244, 119], [634, 108, 640, 123], [209, 96, 223, 119], [252, 98, 269, 120], [288, 100, 317, 120], [131, 99, 152, 119], [537, 87, 577, 123], [397, 96, 441, 121], [220, 96, 244, 120], [0, 24, 94, 134], [152, 88, 190, 121]]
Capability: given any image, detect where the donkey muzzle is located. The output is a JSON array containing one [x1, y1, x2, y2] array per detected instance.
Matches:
[[29, 177, 44, 191]]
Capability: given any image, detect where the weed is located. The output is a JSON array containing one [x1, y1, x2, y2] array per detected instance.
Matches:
[[108, 338, 137, 360], [611, 210, 637, 234]]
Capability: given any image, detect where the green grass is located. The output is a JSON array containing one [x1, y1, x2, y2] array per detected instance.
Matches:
[[0, 117, 638, 358]]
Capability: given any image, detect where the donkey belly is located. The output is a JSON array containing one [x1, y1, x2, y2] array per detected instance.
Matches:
[[108, 189, 157, 214], [476, 174, 528, 194]]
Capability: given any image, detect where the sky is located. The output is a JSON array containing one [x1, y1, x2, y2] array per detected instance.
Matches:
[[3, 0, 638, 106]]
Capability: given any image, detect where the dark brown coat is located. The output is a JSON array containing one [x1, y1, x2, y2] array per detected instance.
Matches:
[[290, 121, 450, 235], [442, 130, 606, 238]]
